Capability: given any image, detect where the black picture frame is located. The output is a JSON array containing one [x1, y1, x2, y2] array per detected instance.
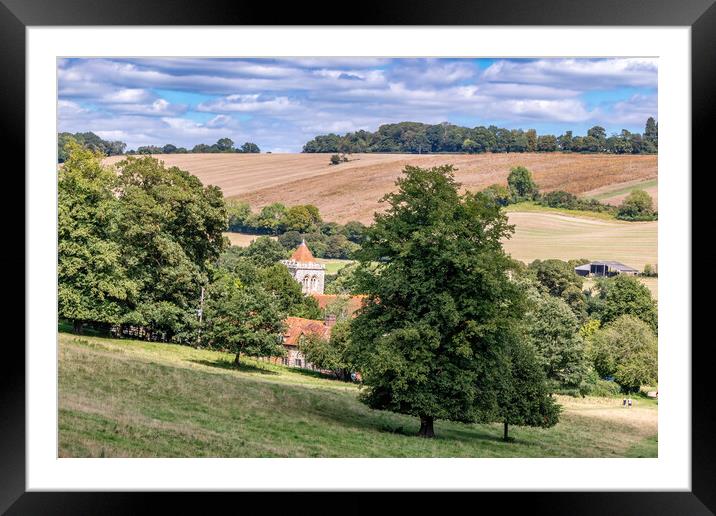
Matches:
[[4, 0, 714, 513]]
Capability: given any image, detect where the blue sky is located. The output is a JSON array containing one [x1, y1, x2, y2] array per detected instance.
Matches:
[[58, 57, 657, 153]]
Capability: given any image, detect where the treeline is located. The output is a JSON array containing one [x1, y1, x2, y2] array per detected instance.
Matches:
[[481, 166, 658, 221], [227, 200, 366, 259], [302, 118, 658, 155], [58, 132, 126, 163], [59, 143, 321, 359], [58, 133, 260, 163], [132, 138, 260, 156]]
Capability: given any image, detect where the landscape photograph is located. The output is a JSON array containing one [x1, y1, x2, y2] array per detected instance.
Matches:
[[57, 57, 658, 458]]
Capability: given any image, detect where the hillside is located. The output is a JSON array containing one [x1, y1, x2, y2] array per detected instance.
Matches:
[[504, 212, 657, 271], [59, 332, 657, 458], [105, 153, 657, 224]]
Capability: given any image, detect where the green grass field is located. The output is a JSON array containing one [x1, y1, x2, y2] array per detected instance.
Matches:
[[504, 201, 618, 221], [316, 258, 354, 274], [59, 332, 657, 458], [587, 178, 658, 202]]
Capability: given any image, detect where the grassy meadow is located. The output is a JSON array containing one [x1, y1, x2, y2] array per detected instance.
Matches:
[[59, 332, 657, 458]]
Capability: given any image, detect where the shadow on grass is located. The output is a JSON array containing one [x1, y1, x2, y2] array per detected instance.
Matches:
[[189, 358, 279, 376]]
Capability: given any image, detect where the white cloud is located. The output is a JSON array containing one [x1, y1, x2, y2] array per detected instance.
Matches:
[[197, 94, 300, 113]]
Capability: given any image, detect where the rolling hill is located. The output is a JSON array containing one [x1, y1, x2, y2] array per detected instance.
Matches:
[[105, 152, 657, 224]]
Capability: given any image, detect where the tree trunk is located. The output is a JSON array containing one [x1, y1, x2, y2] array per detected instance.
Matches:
[[234, 353, 241, 367], [503, 422, 509, 441], [72, 319, 83, 334], [418, 416, 435, 438]]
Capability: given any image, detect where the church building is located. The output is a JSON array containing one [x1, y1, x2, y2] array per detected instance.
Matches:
[[280, 240, 325, 295]]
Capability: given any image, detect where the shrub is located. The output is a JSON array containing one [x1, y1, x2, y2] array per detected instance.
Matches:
[[330, 154, 341, 165], [617, 190, 657, 221], [482, 184, 511, 206]]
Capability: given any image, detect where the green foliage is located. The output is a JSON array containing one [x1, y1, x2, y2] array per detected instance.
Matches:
[[281, 204, 322, 232], [300, 320, 354, 380], [528, 259, 584, 298], [241, 236, 287, 267], [341, 221, 367, 244], [226, 200, 252, 231], [255, 203, 287, 234], [59, 145, 227, 338], [617, 190, 657, 221], [349, 164, 530, 436], [641, 264, 658, 277], [481, 184, 511, 207], [302, 119, 657, 155], [324, 261, 360, 295], [278, 230, 304, 250], [329, 154, 342, 165], [113, 155, 227, 335], [507, 166, 539, 201], [495, 341, 561, 440], [58, 131, 126, 163], [592, 275, 658, 334], [203, 273, 286, 365], [240, 142, 261, 153], [528, 294, 589, 392], [256, 264, 322, 319], [58, 142, 138, 328], [588, 315, 657, 393]]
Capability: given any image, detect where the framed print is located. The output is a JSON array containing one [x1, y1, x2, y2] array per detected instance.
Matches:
[[5, 0, 715, 512]]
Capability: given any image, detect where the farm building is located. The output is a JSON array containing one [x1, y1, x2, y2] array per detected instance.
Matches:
[[574, 261, 639, 277]]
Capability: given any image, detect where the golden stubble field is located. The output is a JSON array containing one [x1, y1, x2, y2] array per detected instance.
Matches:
[[504, 212, 657, 272], [105, 152, 657, 224]]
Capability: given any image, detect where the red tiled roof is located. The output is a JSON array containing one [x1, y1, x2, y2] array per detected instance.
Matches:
[[289, 241, 317, 263], [283, 316, 331, 346], [310, 293, 367, 317]]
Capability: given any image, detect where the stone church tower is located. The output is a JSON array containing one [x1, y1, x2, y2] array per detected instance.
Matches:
[[281, 240, 325, 294]]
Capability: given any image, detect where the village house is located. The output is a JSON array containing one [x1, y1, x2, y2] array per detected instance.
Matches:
[[278, 314, 336, 368], [274, 241, 366, 370], [574, 260, 639, 277]]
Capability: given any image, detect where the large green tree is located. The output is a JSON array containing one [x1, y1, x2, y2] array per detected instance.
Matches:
[[349, 164, 531, 437], [528, 294, 589, 392], [495, 340, 561, 441], [507, 166, 538, 201], [588, 315, 657, 393], [58, 143, 138, 332], [203, 273, 287, 366], [592, 275, 658, 334], [113, 155, 227, 335]]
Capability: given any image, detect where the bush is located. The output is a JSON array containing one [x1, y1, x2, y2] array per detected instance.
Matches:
[[482, 184, 511, 206], [641, 263, 658, 277], [616, 190, 657, 221], [330, 154, 341, 165], [542, 190, 577, 209]]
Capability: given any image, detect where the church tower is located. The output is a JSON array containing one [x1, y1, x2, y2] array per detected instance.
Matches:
[[281, 240, 325, 294]]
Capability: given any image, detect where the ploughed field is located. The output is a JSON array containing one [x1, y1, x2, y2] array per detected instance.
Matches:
[[105, 152, 657, 224], [59, 332, 657, 458]]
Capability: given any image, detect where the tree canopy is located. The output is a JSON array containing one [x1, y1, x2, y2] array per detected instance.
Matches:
[[302, 120, 657, 155], [587, 315, 657, 393], [349, 164, 543, 437]]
